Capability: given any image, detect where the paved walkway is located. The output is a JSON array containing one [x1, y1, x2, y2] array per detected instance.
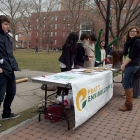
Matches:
[[0, 71, 140, 140]]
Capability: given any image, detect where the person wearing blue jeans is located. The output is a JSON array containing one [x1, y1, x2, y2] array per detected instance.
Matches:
[[0, 15, 20, 122], [122, 67, 138, 90], [120, 26, 140, 111]]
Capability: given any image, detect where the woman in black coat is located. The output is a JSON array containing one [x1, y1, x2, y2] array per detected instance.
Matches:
[[119, 26, 140, 111], [0, 15, 20, 122], [74, 33, 89, 68], [56, 32, 78, 97]]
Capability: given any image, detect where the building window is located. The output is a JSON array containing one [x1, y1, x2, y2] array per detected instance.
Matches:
[[18, 27, 24, 31], [62, 40, 65, 44], [68, 15, 70, 21], [44, 32, 46, 37], [130, 4, 133, 9], [46, 32, 49, 36], [19, 34, 25, 37], [110, 4, 114, 10], [63, 24, 65, 29], [51, 32, 53, 36], [36, 32, 38, 37], [55, 24, 57, 29], [68, 24, 70, 29], [55, 16, 57, 21], [122, 14, 126, 20], [51, 17, 54, 21], [54, 40, 57, 45], [63, 32, 65, 37], [36, 39, 38, 43], [55, 32, 57, 36], [51, 24, 53, 28], [63, 16, 65, 20], [123, 4, 126, 9]]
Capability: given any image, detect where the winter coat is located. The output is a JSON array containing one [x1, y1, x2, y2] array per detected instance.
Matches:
[[84, 43, 95, 68], [0, 29, 20, 78], [123, 36, 140, 67], [59, 44, 75, 70], [74, 41, 88, 67]]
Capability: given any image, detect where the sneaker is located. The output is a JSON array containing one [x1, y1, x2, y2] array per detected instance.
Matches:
[[2, 113, 20, 120]]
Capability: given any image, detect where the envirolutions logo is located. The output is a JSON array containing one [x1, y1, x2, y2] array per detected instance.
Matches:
[[76, 84, 113, 111]]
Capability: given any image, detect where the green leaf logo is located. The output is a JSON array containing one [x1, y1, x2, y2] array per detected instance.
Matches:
[[82, 100, 87, 109]]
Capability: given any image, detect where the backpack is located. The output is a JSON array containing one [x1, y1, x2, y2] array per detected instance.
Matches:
[[44, 104, 63, 122]]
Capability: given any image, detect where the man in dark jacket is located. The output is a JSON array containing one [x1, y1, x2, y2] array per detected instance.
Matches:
[[0, 15, 20, 121]]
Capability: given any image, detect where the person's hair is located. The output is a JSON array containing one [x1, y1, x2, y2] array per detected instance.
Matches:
[[62, 32, 78, 53], [126, 26, 140, 41], [100, 40, 106, 48], [0, 15, 10, 29], [80, 33, 89, 41], [89, 34, 97, 42]]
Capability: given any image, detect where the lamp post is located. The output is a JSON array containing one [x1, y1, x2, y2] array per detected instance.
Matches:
[[105, 0, 111, 48]]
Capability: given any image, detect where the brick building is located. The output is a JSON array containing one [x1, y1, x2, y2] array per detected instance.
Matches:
[[16, 0, 140, 49], [30, 10, 93, 50]]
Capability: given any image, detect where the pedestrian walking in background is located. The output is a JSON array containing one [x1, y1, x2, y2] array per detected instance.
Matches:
[[119, 26, 140, 111], [0, 15, 20, 123], [35, 46, 38, 53]]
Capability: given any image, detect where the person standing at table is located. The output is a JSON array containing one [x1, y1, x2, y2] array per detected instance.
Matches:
[[119, 26, 140, 111], [56, 32, 79, 97], [74, 33, 89, 68], [0, 15, 20, 121], [84, 34, 97, 68], [95, 29, 118, 67]]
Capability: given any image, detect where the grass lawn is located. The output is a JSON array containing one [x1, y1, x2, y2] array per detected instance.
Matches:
[[14, 50, 61, 73]]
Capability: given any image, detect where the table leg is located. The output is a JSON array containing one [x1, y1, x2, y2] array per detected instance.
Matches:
[[62, 87, 70, 130], [38, 84, 70, 130], [39, 84, 48, 122]]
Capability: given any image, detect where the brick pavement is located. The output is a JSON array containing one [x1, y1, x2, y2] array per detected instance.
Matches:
[[0, 75, 140, 140]]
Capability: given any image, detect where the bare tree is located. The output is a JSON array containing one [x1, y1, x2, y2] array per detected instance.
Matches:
[[16, 1, 34, 50], [61, 0, 93, 32], [0, 0, 25, 50], [28, 0, 59, 50], [94, 0, 140, 48]]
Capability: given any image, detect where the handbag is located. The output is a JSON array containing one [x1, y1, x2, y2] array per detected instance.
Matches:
[[44, 104, 63, 122]]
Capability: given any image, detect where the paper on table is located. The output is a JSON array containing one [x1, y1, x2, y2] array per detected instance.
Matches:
[[111, 68, 116, 71], [71, 69, 85, 72]]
